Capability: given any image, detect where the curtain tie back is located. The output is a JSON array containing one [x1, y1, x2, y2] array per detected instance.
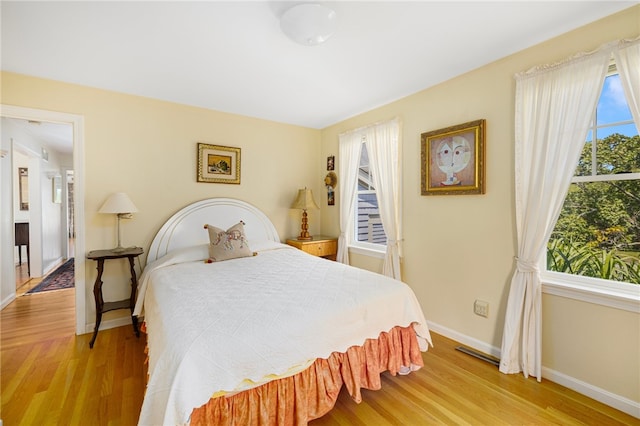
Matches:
[[515, 257, 539, 273]]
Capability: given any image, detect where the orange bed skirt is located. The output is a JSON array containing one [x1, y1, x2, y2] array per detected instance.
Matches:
[[188, 324, 424, 426]]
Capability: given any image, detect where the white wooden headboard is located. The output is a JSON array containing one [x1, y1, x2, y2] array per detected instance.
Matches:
[[147, 198, 280, 263]]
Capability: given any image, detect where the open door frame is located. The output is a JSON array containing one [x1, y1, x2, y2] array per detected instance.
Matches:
[[1, 104, 86, 335]]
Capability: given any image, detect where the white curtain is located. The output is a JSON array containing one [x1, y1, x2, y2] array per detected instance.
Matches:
[[365, 118, 402, 279], [337, 131, 362, 264], [499, 48, 611, 380], [613, 38, 640, 127]]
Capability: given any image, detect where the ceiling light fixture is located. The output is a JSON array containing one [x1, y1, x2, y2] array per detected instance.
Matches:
[[280, 3, 337, 46]]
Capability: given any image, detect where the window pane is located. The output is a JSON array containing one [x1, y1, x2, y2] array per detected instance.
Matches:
[[575, 133, 640, 177], [596, 132, 640, 175], [596, 122, 638, 139], [575, 140, 593, 177], [549, 180, 640, 284], [358, 143, 373, 190], [355, 143, 387, 245], [596, 74, 633, 124], [356, 192, 387, 244]]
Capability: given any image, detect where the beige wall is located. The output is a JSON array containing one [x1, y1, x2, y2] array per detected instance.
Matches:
[[1, 72, 323, 325], [320, 5, 640, 406]]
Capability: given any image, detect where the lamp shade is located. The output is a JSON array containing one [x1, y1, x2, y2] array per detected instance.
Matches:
[[291, 188, 319, 210], [280, 3, 337, 46], [99, 192, 138, 214]]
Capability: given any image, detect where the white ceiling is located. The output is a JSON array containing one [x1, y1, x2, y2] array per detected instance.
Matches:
[[1, 1, 636, 152], [4, 118, 74, 155]]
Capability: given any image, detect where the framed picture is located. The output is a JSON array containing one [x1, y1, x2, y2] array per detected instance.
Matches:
[[197, 143, 241, 184], [18, 167, 29, 210], [327, 155, 335, 171], [421, 119, 485, 195]]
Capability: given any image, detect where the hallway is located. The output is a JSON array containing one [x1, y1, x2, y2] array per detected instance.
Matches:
[[15, 238, 75, 296]]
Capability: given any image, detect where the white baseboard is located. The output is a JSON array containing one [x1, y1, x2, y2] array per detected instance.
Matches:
[[0, 293, 16, 310], [427, 321, 639, 419], [427, 321, 501, 359], [43, 256, 65, 276], [542, 366, 640, 419], [84, 316, 134, 335]]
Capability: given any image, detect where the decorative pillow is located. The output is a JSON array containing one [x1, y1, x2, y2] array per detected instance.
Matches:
[[204, 221, 252, 262]]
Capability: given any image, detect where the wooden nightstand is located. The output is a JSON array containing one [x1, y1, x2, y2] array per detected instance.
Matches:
[[286, 236, 337, 260], [86, 246, 143, 348]]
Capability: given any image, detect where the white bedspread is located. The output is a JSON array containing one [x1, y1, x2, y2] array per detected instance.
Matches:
[[136, 243, 431, 426]]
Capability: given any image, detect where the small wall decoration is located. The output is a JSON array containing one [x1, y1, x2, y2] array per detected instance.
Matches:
[[324, 171, 337, 206], [197, 143, 241, 184], [19, 167, 29, 210], [327, 155, 335, 171], [421, 119, 485, 195]]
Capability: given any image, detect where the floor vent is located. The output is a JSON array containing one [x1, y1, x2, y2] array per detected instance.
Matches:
[[455, 345, 500, 367]]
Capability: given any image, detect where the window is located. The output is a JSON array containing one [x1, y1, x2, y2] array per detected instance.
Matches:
[[339, 118, 400, 271], [353, 142, 387, 249], [547, 66, 640, 286]]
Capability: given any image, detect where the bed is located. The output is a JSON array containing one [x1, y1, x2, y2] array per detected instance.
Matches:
[[134, 198, 432, 425]]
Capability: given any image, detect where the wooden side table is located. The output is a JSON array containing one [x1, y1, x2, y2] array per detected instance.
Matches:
[[286, 236, 337, 260], [14, 222, 30, 275], [86, 247, 143, 348]]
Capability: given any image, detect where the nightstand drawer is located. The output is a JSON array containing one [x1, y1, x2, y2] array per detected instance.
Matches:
[[286, 236, 337, 260], [302, 240, 337, 257]]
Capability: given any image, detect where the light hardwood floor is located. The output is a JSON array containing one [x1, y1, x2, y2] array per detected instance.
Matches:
[[2, 289, 638, 425]]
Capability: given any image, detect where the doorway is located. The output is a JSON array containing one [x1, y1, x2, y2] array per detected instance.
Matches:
[[13, 160, 75, 297], [0, 105, 86, 335]]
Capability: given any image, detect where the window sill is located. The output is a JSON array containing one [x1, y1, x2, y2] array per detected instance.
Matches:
[[541, 273, 640, 313], [348, 245, 385, 259]]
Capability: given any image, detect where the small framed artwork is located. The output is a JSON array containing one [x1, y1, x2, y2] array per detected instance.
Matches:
[[197, 143, 241, 184], [327, 155, 335, 171], [52, 175, 62, 203], [421, 119, 486, 195], [18, 167, 29, 210]]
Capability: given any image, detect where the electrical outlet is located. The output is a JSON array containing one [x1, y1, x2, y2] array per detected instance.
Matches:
[[474, 300, 489, 318]]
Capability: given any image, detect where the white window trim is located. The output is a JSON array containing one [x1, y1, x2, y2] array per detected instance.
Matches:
[[349, 242, 386, 259], [572, 172, 640, 183], [541, 270, 640, 313]]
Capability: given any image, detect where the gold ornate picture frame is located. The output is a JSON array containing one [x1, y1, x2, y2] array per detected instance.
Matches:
[[197, 143, 241, 184], [421, 119, 486, 195]]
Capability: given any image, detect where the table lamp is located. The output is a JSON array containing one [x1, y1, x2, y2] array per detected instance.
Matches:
[[291, 187, 319, 240], [99, 192, 138, 252]]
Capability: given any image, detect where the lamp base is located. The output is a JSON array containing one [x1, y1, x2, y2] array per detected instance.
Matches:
[[112, 214, 133, 253], [297, 210, 313, 241]]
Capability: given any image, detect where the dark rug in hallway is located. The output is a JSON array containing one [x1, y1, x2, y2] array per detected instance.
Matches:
[[26, 258, 75, 294]]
